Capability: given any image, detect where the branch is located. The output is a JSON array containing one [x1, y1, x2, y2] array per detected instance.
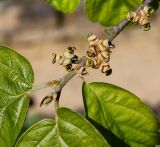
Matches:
[[54, 56, 86, 94], [34, 0, 154, 107]]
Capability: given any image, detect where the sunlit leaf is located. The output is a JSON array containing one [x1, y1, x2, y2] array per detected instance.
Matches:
[[85, 0, 143, 26], [0, 45, 34, 147], [47, 0, 80, 13], [83, 82, 160, 146], [16, 108, 110, 147]]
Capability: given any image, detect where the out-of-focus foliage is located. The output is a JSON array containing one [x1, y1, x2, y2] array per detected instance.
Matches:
[[85, 0, 143, 26], [47, 0, 160, 26], [46, 0, 80, 13]]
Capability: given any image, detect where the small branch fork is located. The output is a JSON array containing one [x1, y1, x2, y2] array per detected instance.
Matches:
[[32, 0, 154, 108]]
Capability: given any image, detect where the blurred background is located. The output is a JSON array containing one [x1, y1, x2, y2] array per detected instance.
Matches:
[[0, 0, 160, 131]]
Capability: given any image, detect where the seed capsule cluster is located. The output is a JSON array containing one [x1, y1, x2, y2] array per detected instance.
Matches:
[[52, 34, 114, 76], [85, 34, 114, 76], [127, 6, 151, 31], [52, 47, 79, 72]]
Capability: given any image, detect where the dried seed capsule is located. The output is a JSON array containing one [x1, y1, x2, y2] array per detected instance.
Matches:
[[140, 9, 146, 17], [90, 46, 100, 56], [132, 12, 140, 22], [88, 34, 97, 41], [127, 12, 134, 21], [143, 6, 151, 16], [71, 55, 79, 63], [63, 59, 72, 66], [86, 58, 93, 67], [98, 51, 110, 62], [142, 22, 150, 31], [59, 57, 64, 65], [97, 52, 104, 61], [52, 54, 62, 64], [98, 40, 110, 51], [98, 40, 106, 51], [64, 64, 72, 72], [139, 17, 146, 25], [99, 62, 110, 73], [105, 68, 112, 76], [102, 40, 109, 49], [127, 11, 140, 22], [86, 49, 96, 59], [88, 34, 99, 47], [67, 46, 76, 54], [52, 53, 57, 64], [92, 58, 101, 69], [102, 51, 110, 62], [89, 40, 99, 47], [64, 51, 75, 59], [40, 93, 57, 107], [79, 67, 88, 76]]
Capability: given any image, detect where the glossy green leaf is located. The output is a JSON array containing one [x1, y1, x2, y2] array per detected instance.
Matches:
[[0, 45, 34, 147], [47, 0, 80, 13], [16, 108, 110, 147], [83, 82, 160, 147], [85, 0, 143, 26]]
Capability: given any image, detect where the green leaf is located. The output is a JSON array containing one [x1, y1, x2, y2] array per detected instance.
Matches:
[[83, 82, 160, 147], [150, 0, 160, 11], [0, 45, 34, 147], [85, 0, 143, 26], [16, 108, 110, 147], [47, 0, 80, 13]]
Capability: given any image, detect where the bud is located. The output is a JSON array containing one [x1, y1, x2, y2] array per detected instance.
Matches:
[[40, 93, 57, 107]]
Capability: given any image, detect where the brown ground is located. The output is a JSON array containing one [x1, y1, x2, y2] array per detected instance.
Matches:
[[0, 6, 160, 116]]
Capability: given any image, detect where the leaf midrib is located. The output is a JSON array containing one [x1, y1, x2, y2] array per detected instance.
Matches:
[[87, 85, 125, 139], [87, 84, 124, 136], [57, 113, 109, 146]]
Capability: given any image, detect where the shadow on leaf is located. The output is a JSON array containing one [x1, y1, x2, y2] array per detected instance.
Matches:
[[88, 118, 129, 147]]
